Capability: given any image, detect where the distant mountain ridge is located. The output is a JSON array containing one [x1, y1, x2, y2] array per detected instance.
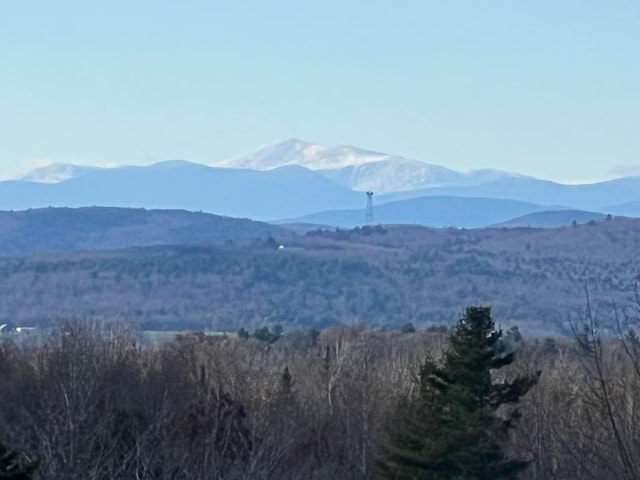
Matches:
[[0, 162, 363, 220], [3, 139, 639, 224], [377, 175, 640, 211], [0, 206, 285, 257]]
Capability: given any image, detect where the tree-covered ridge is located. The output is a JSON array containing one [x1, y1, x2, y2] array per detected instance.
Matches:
[[0, 206, 285, 256], [1, 219, 640, 335]]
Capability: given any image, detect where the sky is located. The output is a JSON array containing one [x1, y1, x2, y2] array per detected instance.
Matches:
[[1, 1, 638, 183]]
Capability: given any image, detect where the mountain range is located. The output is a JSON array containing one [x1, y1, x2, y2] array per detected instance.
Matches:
[[2, 139, 638, 227]]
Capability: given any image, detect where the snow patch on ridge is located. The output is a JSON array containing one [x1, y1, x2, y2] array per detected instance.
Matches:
[[20, 163, 100, 184]]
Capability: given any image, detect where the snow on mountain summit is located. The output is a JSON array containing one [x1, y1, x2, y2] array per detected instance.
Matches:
[[218, 139, 521, 193], [218, 139, 391, 170]]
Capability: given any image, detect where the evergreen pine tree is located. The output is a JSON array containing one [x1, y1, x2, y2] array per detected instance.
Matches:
[[378, 306, 539, 480]]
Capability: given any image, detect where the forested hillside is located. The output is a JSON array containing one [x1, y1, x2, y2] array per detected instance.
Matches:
[[0, 207, 285, 256], [2, 218, 640, 336]]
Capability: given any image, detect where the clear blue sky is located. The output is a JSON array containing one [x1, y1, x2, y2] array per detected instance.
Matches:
[[1, 1, 638, 182]]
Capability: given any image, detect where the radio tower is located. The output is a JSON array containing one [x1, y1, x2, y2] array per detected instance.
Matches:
[[365, 191, 374, 225]]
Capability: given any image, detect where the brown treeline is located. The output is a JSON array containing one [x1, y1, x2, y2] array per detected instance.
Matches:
[[0, 318, 638, 480]]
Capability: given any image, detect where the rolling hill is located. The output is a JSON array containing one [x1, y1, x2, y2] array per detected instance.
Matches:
[[493, 210, 608, 228], [0, 207, 285, 256], [281, 196, 564, 228]]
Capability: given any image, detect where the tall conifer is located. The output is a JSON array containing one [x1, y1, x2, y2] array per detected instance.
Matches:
[[378, 306, 539, 480]]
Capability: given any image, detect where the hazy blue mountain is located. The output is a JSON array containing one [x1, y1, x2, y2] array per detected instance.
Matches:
[[379, 176, 640, 211], [0, 206, 286, 256], [10, 140, 640, 221], [493, 209, 607, 228], [281, 196, 562, 228], [603, 201, 640, 217], [0, 161, 362, 220]]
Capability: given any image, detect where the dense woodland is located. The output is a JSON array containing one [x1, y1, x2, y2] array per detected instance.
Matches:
[[1, 218, 640, 335], [2, 302, 640, 479]]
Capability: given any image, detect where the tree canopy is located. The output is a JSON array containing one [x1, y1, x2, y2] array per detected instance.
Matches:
[[378, 306, 539, 480]]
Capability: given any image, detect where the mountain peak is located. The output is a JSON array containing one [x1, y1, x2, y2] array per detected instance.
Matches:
[[218, 139, 391, 171], [215, 139, 527, 193]]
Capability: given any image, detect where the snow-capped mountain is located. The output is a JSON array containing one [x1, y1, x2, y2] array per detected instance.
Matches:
[[218, 138, 391, 170], [20, 163, 101, 183], [219, 139, 524, 193]]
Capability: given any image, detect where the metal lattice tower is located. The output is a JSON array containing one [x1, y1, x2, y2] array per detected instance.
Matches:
[[365, 191, 374, 225]]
